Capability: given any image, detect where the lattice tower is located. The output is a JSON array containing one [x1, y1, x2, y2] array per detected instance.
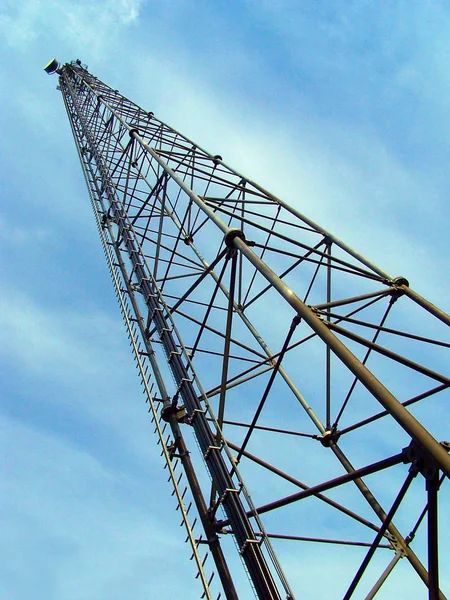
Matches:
[[45, 58, 450, 600]]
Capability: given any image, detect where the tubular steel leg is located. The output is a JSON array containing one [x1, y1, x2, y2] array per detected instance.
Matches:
[[427, 470, 440, 600]]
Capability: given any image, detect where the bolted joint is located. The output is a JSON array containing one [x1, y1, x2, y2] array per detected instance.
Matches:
[[224, 228, 246, 249], [402, 439, 449, 479], [291, 315, 301, 328], [391, 276, 409, 287], [100, 213, 111, 228], [129, 128, 139, 138], [213, 155, 222, 165], [161, 404, 187, 423], [389, 276, 410, 301], [317, 428, 340, 447], [386, 532, 406, 555]]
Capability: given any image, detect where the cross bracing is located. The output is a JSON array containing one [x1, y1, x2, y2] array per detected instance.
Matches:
[[49, 58, 449, 600]]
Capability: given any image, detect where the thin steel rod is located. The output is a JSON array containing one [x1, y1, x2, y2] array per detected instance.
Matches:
[[342, 469, 417, 600], [168, 247, 228, 315], [204, 364, 274, 399], [321, 310, 450, 349], [205, 199, 385, 281], [155, 270, 201, 283], [364, 552, 403, 600], [130, 172, 166, 225], [153, 174, 168, 281], [233, 183, 393, 281], [241, 204, 281, 308], [225, 441, 382, 534], [232, 316, 300, 470], [333, 299, 394, 428], [406, 473, 446, 546], [217, 252, 238, 431], [218, 451, 404, 527], [326, 240, 332, 428], [171, 307, 267, 360], [216, 419, 316, 439], [248, 238, 382, 282], [183, 346, 259, 364], [164, 293, 227, 311], [183, 258, 229, 366], [243, 239, 326, 311], [313, 288, 392, 311], [260, 533, 391, 548], [209, 252, 238, 511], [326, 320, 450, 385], [337, 384, 449, 437], [427, 471, 440, 600]]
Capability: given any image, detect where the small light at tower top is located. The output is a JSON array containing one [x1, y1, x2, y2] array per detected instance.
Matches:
[[43, 58, 60, 75]]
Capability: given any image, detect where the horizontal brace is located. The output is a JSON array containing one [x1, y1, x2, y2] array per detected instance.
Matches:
[[217, 451, 404, 528]]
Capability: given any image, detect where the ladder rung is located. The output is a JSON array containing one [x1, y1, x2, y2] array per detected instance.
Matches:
[[168, 350, 181, 363], [204, 445, 221, 460], [239, 538, 261, 555]]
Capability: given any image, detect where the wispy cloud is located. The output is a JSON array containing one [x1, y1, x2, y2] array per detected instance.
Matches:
[[0, 412, 204, 600], [0, 0, 145, 58], [127, 45, 449, 307], [1, 1, 449, 598]]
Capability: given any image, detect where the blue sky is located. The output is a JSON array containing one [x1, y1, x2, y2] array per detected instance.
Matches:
[[1, 1, 449, 599]]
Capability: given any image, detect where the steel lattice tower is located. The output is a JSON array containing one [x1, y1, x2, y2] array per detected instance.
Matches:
[[45, 58, 450, 600]]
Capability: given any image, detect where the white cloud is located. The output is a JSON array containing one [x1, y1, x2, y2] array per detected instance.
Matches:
[[0, 213, 50, 246], [0, 284, 161, 467], [0, 0, 145, 58], [127, 48, 449, 309], [0, 413, 205, 600], [1, 3, 449, 597], [0, 287, 112, 379]]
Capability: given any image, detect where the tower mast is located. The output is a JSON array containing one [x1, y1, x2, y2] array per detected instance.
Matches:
[[46, 58, 449, 600]]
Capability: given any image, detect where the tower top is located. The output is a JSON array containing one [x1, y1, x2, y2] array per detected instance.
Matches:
[[44, 59, 88, 75]]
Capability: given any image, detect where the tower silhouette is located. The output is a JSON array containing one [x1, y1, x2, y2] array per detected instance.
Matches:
[[46, 58, 449, 600]]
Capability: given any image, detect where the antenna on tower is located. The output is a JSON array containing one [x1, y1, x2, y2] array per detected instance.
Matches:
[[43, 58, 60, 75]]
